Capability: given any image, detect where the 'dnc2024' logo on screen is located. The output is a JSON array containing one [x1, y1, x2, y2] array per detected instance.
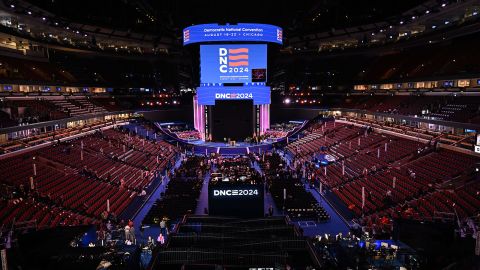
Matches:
[[219, 47, 249, 74]]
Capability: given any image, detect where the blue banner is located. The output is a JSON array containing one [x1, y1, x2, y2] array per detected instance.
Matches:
[[200, 44, 267, 84], [196, 86, 270, 105], [183, 23, 283, 45]]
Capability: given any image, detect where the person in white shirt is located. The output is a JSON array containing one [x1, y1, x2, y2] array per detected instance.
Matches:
[[124, 225, 130, 241]]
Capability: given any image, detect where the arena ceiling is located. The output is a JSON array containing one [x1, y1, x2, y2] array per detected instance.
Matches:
[[22, 0, 427, 39]]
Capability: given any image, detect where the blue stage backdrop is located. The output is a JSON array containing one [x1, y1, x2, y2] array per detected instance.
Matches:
[[183, 23, 283, 45], [200, 44, 267, 84]]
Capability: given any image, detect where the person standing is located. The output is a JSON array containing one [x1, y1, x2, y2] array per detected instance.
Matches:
[[124, 224, 131, 243]]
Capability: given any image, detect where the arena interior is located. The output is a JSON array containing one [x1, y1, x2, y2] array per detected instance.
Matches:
[[0, 0, 480, 269]]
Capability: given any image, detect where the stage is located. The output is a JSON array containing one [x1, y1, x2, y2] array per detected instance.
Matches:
[[188, 140, 274, 155], [155, 120, 311, 156], [155, 123, 275, 155]]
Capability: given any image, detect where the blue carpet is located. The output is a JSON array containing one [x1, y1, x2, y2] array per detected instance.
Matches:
[[280, 150, 351, 237], [303, 185, 350, 236], [131, 156, 182, 244], [252, 160, 281, 216], [195, 172, 211, 215]]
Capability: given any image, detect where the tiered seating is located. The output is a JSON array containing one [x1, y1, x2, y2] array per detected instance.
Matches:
[[325, 95, 480, 124], [264, 129, 289, 139], [365, 182, 480, 228], [35, 167, 135, 217], [0, 155, 130, 227], [401, 150, 478, 184], [0, 199, 94, 228], [76, 99, 108, 114], [372, 138, 422, 163], [0, 110, 16, 128], [175, 130, 201, 140], [287, 121, 361, 159], [333, 169, 424, 216], [0, 99, 70, 127], [290, 120, 480, 233], [38, 144, 151, 191], [329, 132, 386, 159], [315, 152, 390, 189], [102, 128, 176, 169], [49, 99, 90, 116], [38, 129, 176, 191], [311, 128, 422, 189], [331, 147, 479, 228], [91, 97, 122, 111], [428, 103, 479, 123], [0, 125, 178, 229]]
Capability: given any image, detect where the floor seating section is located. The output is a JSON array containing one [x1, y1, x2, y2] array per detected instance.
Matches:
[[262, 153, 330, 222], [142, 156, 205, 224]]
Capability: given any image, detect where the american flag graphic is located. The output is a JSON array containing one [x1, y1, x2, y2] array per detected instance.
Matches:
[[228, 48, 248, 67], [183, 29, 190, 42], [277, 29, 283, 41]]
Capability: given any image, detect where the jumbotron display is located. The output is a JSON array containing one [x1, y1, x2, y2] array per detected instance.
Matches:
[[196, 85, 270, 105], [208, 183, 264, 218], [183, 23, 283, 45], [189, 23, 274, 141], [200, 44, 267, 84]]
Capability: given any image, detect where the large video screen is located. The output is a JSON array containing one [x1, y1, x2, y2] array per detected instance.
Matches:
[[183, 23, 283, 45], [196, 85, 270, 105], [200, 44, 267, 84], [208, 183, 264, 218]]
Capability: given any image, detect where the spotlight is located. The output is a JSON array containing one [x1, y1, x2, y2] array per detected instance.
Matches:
[[284, 98, 291, 104]]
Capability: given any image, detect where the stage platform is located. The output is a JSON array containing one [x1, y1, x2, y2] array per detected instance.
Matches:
[[189, 141, 274, 155], [155, 120, 312, 156], [155, 122, 278, 155]]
